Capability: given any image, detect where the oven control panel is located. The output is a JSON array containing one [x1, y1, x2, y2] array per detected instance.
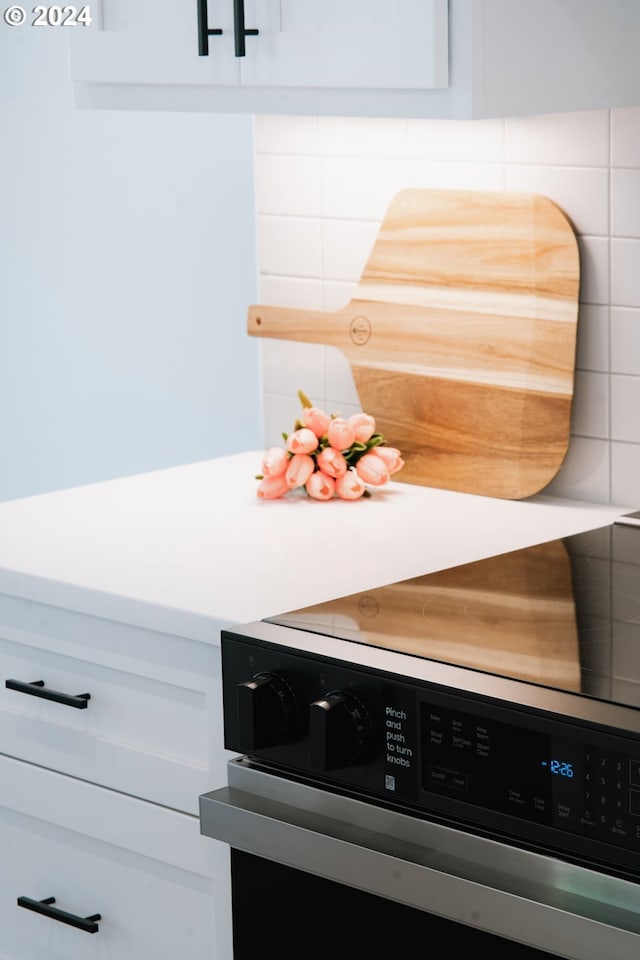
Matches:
[[221, 632, 640, 878]]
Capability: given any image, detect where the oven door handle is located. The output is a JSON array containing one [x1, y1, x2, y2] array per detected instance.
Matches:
[[200, 764, 640, 960]]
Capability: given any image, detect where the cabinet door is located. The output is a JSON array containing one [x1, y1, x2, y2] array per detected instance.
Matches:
[[0, 756, 231, 960], [242, 0, 448, 89], [69, 0, 240, 85], [70, 0, 448, 92], [0, 593, 237, 815]]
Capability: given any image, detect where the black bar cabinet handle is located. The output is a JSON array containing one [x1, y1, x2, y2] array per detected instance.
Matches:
[[17, 896, 101, 934], [233, 0, 259, 57], [5, 679, 90, 709], [197, 0, 223, 56]]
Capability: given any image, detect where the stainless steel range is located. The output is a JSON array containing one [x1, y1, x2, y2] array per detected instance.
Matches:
[[200, 513, 640, 960]]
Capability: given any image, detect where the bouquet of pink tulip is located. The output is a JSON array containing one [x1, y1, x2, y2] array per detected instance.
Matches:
[[255, 390, 404, 501]]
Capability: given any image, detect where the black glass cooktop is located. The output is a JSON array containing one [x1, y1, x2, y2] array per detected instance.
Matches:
[[266, 512, 640, 709]]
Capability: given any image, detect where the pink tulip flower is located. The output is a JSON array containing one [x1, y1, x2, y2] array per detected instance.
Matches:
[[355, 451, 390, 486], [335, 468, 367, 500], [256, 473, 290, 500], [302, 405, 331, 439], [347, 412, 376, 443], [306, 470, 335, 500], [327, 418, 355, 451], [285, 453, 315, 488], [316, 447, 348, 479], [261, 446, 288, 477], [286, 427, 319, 455], [373, 445, 405, 475]]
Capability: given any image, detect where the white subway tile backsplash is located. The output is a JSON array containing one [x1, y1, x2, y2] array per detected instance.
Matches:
[[611, 375, 640, 442], [611, 307, 640, 375], [323, 280, 357, 311], [611, 107, 640, 167], [577, 236, 610, 305], [407, 118, 504, 162], [255, 154, 321, 216], [262, 389, 317, 449], [320, 156, 409, 219], [611, 169, 640, 238], [261, 341, 325, 405], [258, 275, 323, 309], [504, 166, 608, 236], [254, 115, 320, 155], [575, 304, 609, 373], [324, 347, 360, 408], [544, 436, 610, 503], [408, 159, 504, 191], [611, 442, 640, 505], [318, 116, 408, 158], [612, 239, 640, 307], [257, 215, 322, 278], [321, 219, 380, 283], [504, 110, 609, 166], [571, 370, 609, 439], [255, 109, 640, 505], [322, 280, 356, 310], [324, 397, 362, 422]]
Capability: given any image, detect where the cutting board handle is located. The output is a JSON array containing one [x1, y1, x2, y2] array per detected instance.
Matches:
[[248, 304, 355, 348]]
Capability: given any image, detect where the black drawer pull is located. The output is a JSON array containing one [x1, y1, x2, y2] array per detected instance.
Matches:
[[233, 0, 258, 57], [17, 896, 101, 933], [197, 0, 223, 56], [5, 679, 90, 709]]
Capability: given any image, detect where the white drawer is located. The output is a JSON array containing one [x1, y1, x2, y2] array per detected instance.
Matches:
[[0, 754, 231, 960], [0, 593, 237, 814]]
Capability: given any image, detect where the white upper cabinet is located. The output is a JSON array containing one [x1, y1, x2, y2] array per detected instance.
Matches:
[[238, 1, 448, 90], [69, 0, 448, 92], [69, 0, 241, 86], [68, 0, 640, 118]]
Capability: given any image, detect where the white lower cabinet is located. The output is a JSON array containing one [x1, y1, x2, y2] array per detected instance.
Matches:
[[0, 596, 235, 959], [0, 593, 236, 815], [0, 755, 231, 959]]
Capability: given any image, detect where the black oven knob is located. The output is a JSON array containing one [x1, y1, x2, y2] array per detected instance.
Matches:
[[237, 672, 298, 749], [309, 690, 373, 771]]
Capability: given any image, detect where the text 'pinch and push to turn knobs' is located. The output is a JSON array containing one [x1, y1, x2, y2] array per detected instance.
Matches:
[[237, 672, 298, 750], [309, 690, 374, 771]]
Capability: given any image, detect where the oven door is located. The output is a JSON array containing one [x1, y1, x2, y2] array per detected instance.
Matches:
[[200, 758, 640, 960]]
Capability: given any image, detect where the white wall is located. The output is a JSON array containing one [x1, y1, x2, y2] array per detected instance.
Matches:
[[254, 111, 640, 506], [0, 25, 260, 502]]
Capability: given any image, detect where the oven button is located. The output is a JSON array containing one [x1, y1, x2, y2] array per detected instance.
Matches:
[[309, 690, 373, 771], [237, 672, 298, 749]]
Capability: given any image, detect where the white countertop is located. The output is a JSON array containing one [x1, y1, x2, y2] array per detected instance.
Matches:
[[0, 451, 634, 644]]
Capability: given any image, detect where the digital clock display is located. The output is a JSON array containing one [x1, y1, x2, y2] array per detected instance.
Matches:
[[546, 759, 574, 777]]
